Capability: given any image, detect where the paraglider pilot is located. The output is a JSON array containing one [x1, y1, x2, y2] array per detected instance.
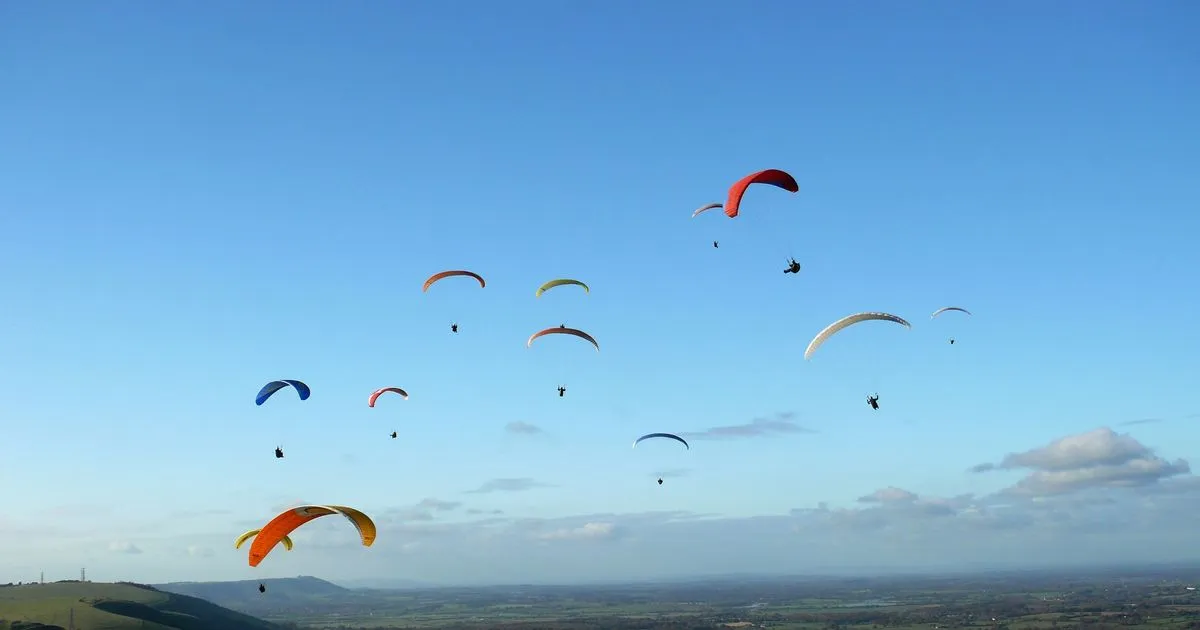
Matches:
[[713, 241, 719, 248], [557, 386, 566, 398], [258, 583, 266, 593], [390, 431, 398, 439], [784, 258, 801, 274], [657, 478, 663, 485], [450, 323, 458, 333], [274, 446, 284, 459], [866, 394, 880, 410], [949, 338, 956, 345]]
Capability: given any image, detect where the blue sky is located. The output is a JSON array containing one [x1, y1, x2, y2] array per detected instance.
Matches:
[[1, 0, 1198, 585]]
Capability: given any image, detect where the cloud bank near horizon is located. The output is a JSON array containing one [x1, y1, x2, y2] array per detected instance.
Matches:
[[4, 427, 1195, 585]]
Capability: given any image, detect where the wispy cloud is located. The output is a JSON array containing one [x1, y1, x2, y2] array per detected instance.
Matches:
[[505, 421, 543, 435], [1118, 418, 1162, 426], [186, 545, 215, 558], [652, 468, 690, 479], [465, 478, 553, 494], [682, 412, 814, 440], [109, 541, 142, 554], [385, 498, 463, 522]]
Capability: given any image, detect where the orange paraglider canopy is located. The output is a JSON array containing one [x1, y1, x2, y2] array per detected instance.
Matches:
[[422, 270, 485, 292], [724, 169, 798, 218], [247, 505, 376, 567]]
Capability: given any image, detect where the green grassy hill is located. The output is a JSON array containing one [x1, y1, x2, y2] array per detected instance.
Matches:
[[0, 581, 281, 630]]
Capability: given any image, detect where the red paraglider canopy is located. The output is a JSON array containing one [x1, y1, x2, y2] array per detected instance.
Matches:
[[724, 169, 799, 218]]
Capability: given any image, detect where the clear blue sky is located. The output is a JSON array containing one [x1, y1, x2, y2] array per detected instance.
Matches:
[[1, 0, 1198, 585]]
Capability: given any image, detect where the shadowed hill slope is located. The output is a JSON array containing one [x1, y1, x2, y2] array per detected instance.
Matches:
[[0, 581, 281, 630]]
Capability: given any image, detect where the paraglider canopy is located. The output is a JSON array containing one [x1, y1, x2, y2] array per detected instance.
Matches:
[[247, 505, 376, 567], [527, 326, 600, 352], [368, 387, 409, 407], [633, 432, 690, 450], [255, 380, 310, 406], [536, 279, 590, 298], [804, 312, 912, 360], [422, 270, 486, 292], [931, 306, 972, 319], [724, 169, 799, 218]]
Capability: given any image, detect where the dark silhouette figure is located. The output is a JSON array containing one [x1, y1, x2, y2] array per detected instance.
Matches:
[[450, 323, 458, 333], [713, 241, 719, 248], [390, 431, 398, 439], [258, 583, 266, 593], [949, 338, 956, 345], [657, 478, 664, 485], [866, 394, 880, 410], [274, 446, 284, 458], [557, 386, 566, 397], [784, 258, 801, 274]]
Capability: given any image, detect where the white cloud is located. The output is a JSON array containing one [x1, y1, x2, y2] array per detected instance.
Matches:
[[972, 427, 1190, 495], [538, 522, 617, 541], [186, 545, 215, 558], [109, 541, 142, 554]]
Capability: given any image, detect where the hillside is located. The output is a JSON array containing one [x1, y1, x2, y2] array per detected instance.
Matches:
[[154, 576, 359, 617], [0, 581, 282, 630]]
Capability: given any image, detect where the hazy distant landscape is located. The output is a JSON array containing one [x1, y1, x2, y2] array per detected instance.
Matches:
[[159, 567, 1200, 629], [5, 566, 1200, 629]]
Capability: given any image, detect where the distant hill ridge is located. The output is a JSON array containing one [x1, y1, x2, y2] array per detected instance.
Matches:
[[155, 575, 347, 600]]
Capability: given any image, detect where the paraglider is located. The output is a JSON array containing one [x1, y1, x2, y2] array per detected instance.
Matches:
[[724, 169, 799, 218], [256, 381, 308, 459], [784, 258, 801, 274], [422, 270, 486, 292], [259, 583, 266, 594], [369, 387, 408, 444], [635, 434, 689, 484], [450, 323, 458, 333], [713, 241, 719, 248], [247, 505, 376, 567], [867, 394, 880, 410], [804, 312, 912, 360], [535, 279, 589, 297], [691, 202, 723, 218], [931, 306, 971, 345], [527, 326, 600, 352], [255, 380, 310, 406], [557, 386, 566, 398]]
